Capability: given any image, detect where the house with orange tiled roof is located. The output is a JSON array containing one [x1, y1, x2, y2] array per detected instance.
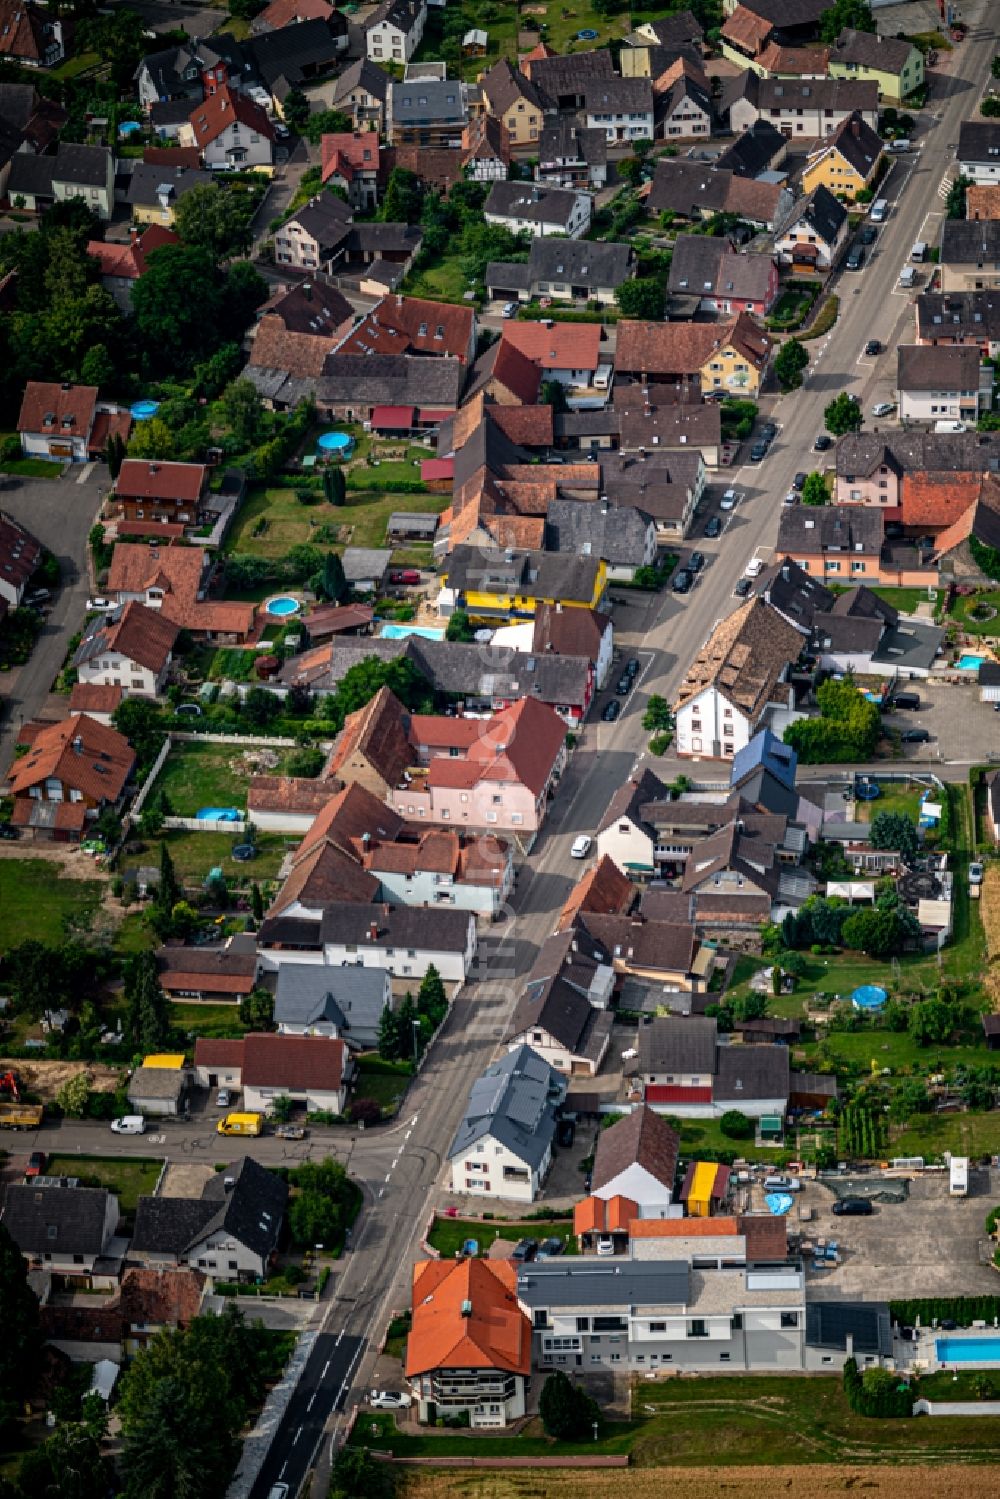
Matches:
[[616, 313, 772, 398], [181, 85, 275, 169], [326, 685, 414, 799], [8, 713, 134, 841], [74, 600, 178, 699], [573, 1192, 638, 1252], [319, 130, 381, 210], [336, 293, 475, 364], [106, 542, 255, 641], [391, 695, 567, 845], [499, 319, 610, 396], [557, 855, 636, 932], [933, 478, 1000, 585], [87, 225, 180, 310], [406, 1256, 531, 1424]]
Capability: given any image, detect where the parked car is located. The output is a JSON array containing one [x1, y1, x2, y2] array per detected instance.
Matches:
[[733, 578, 752, 598], [86, 596, 114, 612], [370, 1391, 412, 1410], [511, 1238, 538, 1262], [760, 422, 777, 441], [625, 658, 640, 679], [555, 1117, 575, 1148], [25, 1152, 45, 1179], [969, 861, 984, 884], [571, 835, 592, 859], [602, 700, 621, 722], [872, 401, 895, 418], [216, 1089, 232, 1108], [744, 556, 764, 579], [901, 728, 931, 743], [832, 1198, 873, 1216], [792, 472, 807, 491], [616, 673, 632, 696], [389, 569, 421, 585], [783, 490, 798, 506], [846, 245, 865, 271], [672, 569, 693, 593], [275, 1124, 306, 1140], [703, 515, 722, 538], [813, 434, 832, 452], [749, 442, 768, 461], [596, 1235, 615, 1256], [719, 489, 738, 510], [864, 339, 881, 356], [274, 122, 289, 138], [687, 550, 705, 573], [0, 824, 19, 840], [860, 225, 878, 246], [501, 302, 518, 318], [538, 1237, 565, 1258]]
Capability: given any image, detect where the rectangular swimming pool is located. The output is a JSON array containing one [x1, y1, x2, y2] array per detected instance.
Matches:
[[936, 1336, 1000, 1364], [381, 624, 445, 641]]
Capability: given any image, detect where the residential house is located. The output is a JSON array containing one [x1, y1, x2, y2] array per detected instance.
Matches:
[[896, 343, 986, 424], [833, 429, 1000, 513], [916, 290, 1000, 358], [479, 59, 547, 157], [522, 46, 614, 109], [614, 390, 723, 468], [87, 225, 181, 311], [119, 1267, 207, 1356], [966, 184, 1000, 222], [597, 449, 706, 545], [7, 142, 112, 218], [719, 3, 828, 77], [272, 964, 391, 1048], [126, 162, 217, 226], [484, 181, 591, 240], [545, 496, 658, 582], [487, 237, 634, 308], [191, 1038, 245, 1092], [506, 929, 615, 1077], [365, 0, 425, 64], [463, 338, 542, 407], [616, 314, 772, 398], [17, 379, 98, 462], [715, 118, 787, 178], [320, 130, 380, 210], [932, 480, 1000, 585], [723, 73, 879, 137], [391, 695, 568, 844], [272, 190, 353, 273], [336, 294, 475, 364], [134, 36, 245, 111], [958, 121, 1000, 187], [406, 1259, 531, 1427], [67, 684, 123, 724], [363, 827, 513, 917], [556, 854, 636, 932], [1, 1180, 119, 1276], [644, 157, 790, 230], [73, 601, 178, 699], [249, 17, 346, 102], [801, 112, 884, 203], [157, 935, 258, 1003], [632, 10, 704, 53], [106, 541, 255, 640], [596, 767, 668, 879], [244, 1032, 350, 1113], [441, 545, 606, 622], [654, 57, 713, 140], [672, 598, 804, 760], [667, 234, 779, 317], [497, 320, 611, 398], [828, 28, 923, 103], [809, 587, 943, 679], [750, 556, 836, 638], [592, 1105, 680, 1215], [387, 74, 469, 150], [132, 1156, 287, 1282], [182, 86, 274, 169], [7, 713, 134, 841], [940, 219, 1000, 294], [0, 0, 63, 67], [252, 0, 338, 32], [331, 57, 390, 131], [582, 76, 654, 144], [114, 459, 209, 526], [0, 510, 41, 614], [774, 183, 849, 271], [637, 1014, 789, 1118], [536, 120, 608, 189], [260, 346, 457, 422], [775, 504, 933, 588], [492, 603, 615, 690], [257, 902, 478, 985], [448, 1044, 566, 1203], [327, 684, 415, 799]]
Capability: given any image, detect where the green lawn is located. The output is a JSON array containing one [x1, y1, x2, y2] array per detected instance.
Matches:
[[352, 1411, 637, 1458], [857, 781, 924, 824], [154, 828, 293, 885], [353, 1061, 411, 1117], [403, 252, 477, 304], [170, 1001, 248, 1040], [225, 481, 446, 561], [44, 1154, 160, 1216], [871, 585, 939, 616], [114, 911, 158, 956], [426, 1215, 576, 1259], [0, 458, 64, 478], [152, 741, 303, 818], [49, 50, 101, 79], [949, 590, 1000, 638], [890, 1110, 1000, 1159], [0, 859, 103, 947]]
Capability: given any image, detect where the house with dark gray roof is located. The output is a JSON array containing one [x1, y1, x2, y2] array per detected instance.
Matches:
[[2, 1179, 120, 1275], [637, 1013, 831, 1119], [592, 1104, 680, 1212], [448, 1044, 566, 1203], [536, 119, 608, 189], [582, 75, 654, 143], [487, 235, 633, 308], [506, 930, 615, 1078], [805, 1301, 892, 1366], [958, 120, 1000, 188], [596, 767, 668, 877], [940, 218, 1000, 294], [897, 344, 985, 424], [273, 962, 391, 1049], [388, 74, 469, 148], [545, 496, 657, 580], [131, 1155, 287, 1282], [258, 900, 477, 986], [916, 290, 1000, 357], [667, 234, 778, 317], [9, 142, 114, 219], [716, 119, 786, 180], [484, 181, 591, 240], [774, 183, 849, 270]]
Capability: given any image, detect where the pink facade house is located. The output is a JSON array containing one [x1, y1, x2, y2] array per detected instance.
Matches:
[[390, 696, 567, 848]]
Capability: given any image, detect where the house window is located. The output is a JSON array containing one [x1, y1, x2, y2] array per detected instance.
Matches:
[[781, 1312, 799, 1329], [689, 1320, 708, 1338]]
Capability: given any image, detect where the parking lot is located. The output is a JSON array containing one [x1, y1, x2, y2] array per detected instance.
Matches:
[[787, 1170, 1000, 1301], [881, 678, 1000, 763]]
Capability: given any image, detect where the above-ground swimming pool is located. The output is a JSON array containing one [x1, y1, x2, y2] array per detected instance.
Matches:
[[855, 780, 880, 802], [936, 1336, 1000, 1365], [197, 807, 241, 822], [265, 595, 302, 617], [317, 430, 354, 458], [130, 399, 160, 421], [851, 983, 888, 1011], [765, 1193, 793, 1216], [957, 653, 987, 671], [381, 623, 445, 641]]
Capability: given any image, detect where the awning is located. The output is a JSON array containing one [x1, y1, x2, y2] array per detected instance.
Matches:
[[420, 458, 454, 482], [418, 409, 452, 424], [371, 405, 415, 429]]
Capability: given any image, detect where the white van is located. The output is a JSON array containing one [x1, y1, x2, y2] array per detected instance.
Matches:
[[869, 198, 888, 223], [111, 1115, 145, 1135], [898, 265, 917, 289], [910, 241, 927, 262]]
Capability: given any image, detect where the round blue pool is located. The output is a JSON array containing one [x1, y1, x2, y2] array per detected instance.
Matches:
[[851, 983, 888, 1011], [266, 595, 302, 618], [765, 1193, 794, 1216], [855, 779, 880, 802], [317, 430, 354, 457], [131, 399, 160, 421]]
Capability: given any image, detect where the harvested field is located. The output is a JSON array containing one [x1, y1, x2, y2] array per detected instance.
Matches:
[[981, 863, 1000, 963], [0, 1059, 121, 1102], [398, 1468, 1000, 1499]]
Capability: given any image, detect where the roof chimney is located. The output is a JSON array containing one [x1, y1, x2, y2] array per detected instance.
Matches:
[[368, 921, 379, 941]]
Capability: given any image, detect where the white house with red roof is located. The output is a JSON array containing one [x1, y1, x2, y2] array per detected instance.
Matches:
[[181, 85, 275, 169], [320, 130, 381, 210]]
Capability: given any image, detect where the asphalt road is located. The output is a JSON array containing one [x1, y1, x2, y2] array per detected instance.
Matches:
[[249, 1332, 363, 1499]]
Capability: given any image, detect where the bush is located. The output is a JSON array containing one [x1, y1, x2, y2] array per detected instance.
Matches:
[[799, 295, 839, 341], [719, 1109, 753, 1140], [349, 1098, 382, 1127], [889, 1296, 1000, 1328], [538, 1370, 600, 1440], [843, 1359, 913, 1417]]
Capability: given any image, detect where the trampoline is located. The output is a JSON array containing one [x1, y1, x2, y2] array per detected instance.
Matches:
[[855, 780, 880, 801], [577, 28, 598, 38], [851, 983, 887, 1012]]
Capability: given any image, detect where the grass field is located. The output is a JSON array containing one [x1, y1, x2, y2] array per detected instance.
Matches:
[[170, 1001, 247, 1040], [353, 1061, 410, 1117], [225, 483, 447, 560], [156, 828, 293, 884], [0, 457, 65, 478], [949, 591, 1000, 639], [427, 1215, 576, 1259], [856, 780, 924, 824], [45, 1154, 160, 1215], [870, 585, 938, 616], [152, 741, 304, 818], [0, 859, 103, 947]]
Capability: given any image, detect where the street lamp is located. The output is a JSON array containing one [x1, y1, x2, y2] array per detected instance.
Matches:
[[411, 1017, 420, 1063], [592, 1420, 599, 1443]]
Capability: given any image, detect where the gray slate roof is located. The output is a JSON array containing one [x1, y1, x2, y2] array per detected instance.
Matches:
[[132, 1155, 287, 1261], [714, 1041, 789, 1101], [390, 77, 467, 125], [638, 1014, 717, 1075], [940, 218, 1000, 265], [485, 182, 583, 229], [2, 1181, 111, 1256], [546, 497, 653, 568], [516, 1258, 690, 1309], [785, 183, 847, 247], [317, 901, 473, 952], [776, 505, 883, 556], [668, 233, 774, 302], [716, 120, 786, 179], [126, 161, 215, 208], [448, 1043, 565, 1170], [526, 235, 632, 288], [897, 343, 981, 392], [806, 1300, 892, 1355], [273, 962, 389, 1035], [446, 545, 602, 605], [958, 120, 1000, 163]]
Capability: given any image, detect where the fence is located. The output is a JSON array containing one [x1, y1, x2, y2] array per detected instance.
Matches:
[[126, 734, 172, 824], [913, 1399, 1000, 1417], [162, 815, 249, 834]]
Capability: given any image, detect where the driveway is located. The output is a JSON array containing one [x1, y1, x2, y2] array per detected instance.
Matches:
[[0, 464, 106, 777], [881, 679, 1000, 765]]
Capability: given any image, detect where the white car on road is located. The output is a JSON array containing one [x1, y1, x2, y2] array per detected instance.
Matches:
[[571, 836, 592, 859]]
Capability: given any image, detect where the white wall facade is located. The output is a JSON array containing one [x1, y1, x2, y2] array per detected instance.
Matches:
[[449, 1130, 548, 1202], [596, 813, 655, 877], [592, 1162, 674, 1216], [674, 685, 754, 761], [78, 650, 167, 699]]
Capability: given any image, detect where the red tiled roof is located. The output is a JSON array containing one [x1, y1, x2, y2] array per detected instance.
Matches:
[[116, 521, 186, 541], [406, 1259, 530, 1377], [558, 855, 634, 930], [188, 86, 274, 148], [193, 1038, 247, 1067], [241, 1033, 346, 1091], [327, 684, 413, 789], [258, 0, 332, 28], [119, 1267, 206, 1327], [646, 1083, 713, 1103], [900, 472, 982, 529], [488, 404, 553, 446], [17, 380, 97, 437], [339, 295, 474, 363], [630, 1215, 739, 1239], [106, 542, 255, 639], [573, 1193, 638, 1235], [490, 339, 543, 404], [11, 798, 87, 831], [116, 459, 207, 503], [85, 599, 178, 673], [421, 458, 454, 482], [87, 226, 179, 282], [9, 712, 134, 803], [371, 404, 415, 429], [89, 408, 132, 455], [143, 146, 203, 170], [69, 683, 124, 715], [500, 321, 602, 373], [320, 130, 380, 182]]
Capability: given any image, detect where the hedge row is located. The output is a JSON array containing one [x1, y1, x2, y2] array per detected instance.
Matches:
[[889, 1296, 1000, 1327]]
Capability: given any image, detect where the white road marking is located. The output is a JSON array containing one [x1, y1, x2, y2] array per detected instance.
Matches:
[[404, 1129, 412, 1140], [307, 1392, 317, 1411], [391, 1158, 399, 1169], [384, 1173, 391, 1182], [292, 1426, 303, 1445], [279, 1462, 288, 1479], [322, 1361, 331, 1379]]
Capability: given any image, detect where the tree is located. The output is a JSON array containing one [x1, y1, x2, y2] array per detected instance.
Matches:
[[0, 1222, 40, 1437], [946, 173, 972, 219], [819, 0, 875, 45], [719, 1109, 753, 1139], [869, 810, 919, 863], [323, 466, 346, 506], [445, 608, 474, 642], [158, 842, 181, 915], [302, 109, 353, 146], [825, 391, 863, 436], [316, 550, 346, 603], [241, 686, 282, 729], [239, 987, 274, 1030], [774, 337, 809, 391], [383, 167, 423, 225], [56, 1072, 91, 1118], [125, 950, 169, 1052], [538, 1370, 600, 1439], [126, 416, 176, 462], [132, 245, 226, 373], [282, 87, 310, 133], [642, 694, 672, 733], [616, 277, 666, 320], [909, 997, 955, 1046], [889, 1077, 932, 1122], [221, 378, 263, 447], [540, 378, 568, 414], [105, 429, 127, 479], [616, 155, 644, 187], [17, 1421, 111, 1499], [172, 183, 257, 261], [841, 903, 917, 959], [251, 882, 265, 922], [982, 96, 1000, 119], [378, 1002, 403, 1062], [80, 341, 115, 388], [331, 1446, 396, 1499], [801, 471, 827, 507], [784, 677, 879, 764]]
